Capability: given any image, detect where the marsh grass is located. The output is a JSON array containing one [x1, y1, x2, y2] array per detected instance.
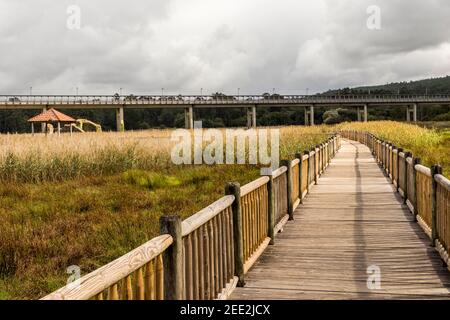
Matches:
[[0, 126, 333, 183], [338, 121, 450, 176], [0, 126, 334, 299]]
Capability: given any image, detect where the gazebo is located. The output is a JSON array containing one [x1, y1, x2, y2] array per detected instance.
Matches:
[[28, 108, 76, 135]]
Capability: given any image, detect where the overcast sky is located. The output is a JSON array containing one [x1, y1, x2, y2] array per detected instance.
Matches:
[[1, 0, 450, 95]]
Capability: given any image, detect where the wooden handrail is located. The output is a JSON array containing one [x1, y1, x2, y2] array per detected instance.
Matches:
[[42, 235, 173, 300], [415, 164, 431, 176], [240, 176, 270, 197], [181, 195, 235, 237], [270, 166, 287, 179], [435, 174, 450, 191], [290, 158, 300, 167]]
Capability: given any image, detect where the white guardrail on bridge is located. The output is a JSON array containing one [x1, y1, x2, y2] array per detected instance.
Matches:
[[1, 94, 450, 108]]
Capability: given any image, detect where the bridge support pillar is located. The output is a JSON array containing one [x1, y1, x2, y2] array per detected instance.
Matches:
[[406, 104, 417, 122], [356, 105, 367, 122], [310, 106, 315, 126], [304, 106, 315, 126], [304, 107, 309, 126], [116, 107, 124, 132], [246, 106, 257, 128], [185, 106, 194, 129]]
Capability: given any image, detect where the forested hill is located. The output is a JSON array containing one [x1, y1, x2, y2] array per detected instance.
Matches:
[[322, 75, 450, 95]]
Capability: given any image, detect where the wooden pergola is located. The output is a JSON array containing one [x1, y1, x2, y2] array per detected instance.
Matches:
[[28, 108, 76, 135]]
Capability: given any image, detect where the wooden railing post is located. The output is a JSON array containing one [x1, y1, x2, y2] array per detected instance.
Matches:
[[296, 153, 304, 204], [160, 215, 183, 300], [404, 152, 412, 204], [225, 182, 245, 286], [281, 160, 294, 221], [315, 145, 319, 184], [304, 150, 310, 194], [267, 175, 275, 245], [413, 157, 421, 221], [385, 142, 390, 174], [431, 165, 443, 246], [396, 148, 403, 191]]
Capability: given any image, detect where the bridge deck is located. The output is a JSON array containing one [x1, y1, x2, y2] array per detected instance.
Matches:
[[231, 140, 450, 299]]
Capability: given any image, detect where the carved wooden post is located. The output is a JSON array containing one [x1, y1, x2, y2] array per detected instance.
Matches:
[[160, 215, 183, 300], [225, 182, 245, 286]]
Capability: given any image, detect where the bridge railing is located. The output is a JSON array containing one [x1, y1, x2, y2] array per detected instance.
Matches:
[[42, 134, 341, 300], [2, 94, 450, 107], [341, 130, 450, 270]]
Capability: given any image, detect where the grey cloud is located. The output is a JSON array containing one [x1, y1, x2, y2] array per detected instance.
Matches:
[[0, 0, 449, 95]]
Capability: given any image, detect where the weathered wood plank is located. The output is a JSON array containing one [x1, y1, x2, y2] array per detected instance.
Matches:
[[231, 140, 450, 300]]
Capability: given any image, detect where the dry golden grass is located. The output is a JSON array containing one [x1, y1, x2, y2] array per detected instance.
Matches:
[[0, 130, 175, 182], [0, 126, 334, 183]]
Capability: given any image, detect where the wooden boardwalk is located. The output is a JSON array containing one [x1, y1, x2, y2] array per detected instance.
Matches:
[[231, 140, 450, 299]]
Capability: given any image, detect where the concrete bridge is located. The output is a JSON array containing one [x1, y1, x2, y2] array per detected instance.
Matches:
[[2, 94, 450, 131]]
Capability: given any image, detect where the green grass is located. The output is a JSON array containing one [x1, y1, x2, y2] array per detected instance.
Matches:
[[0, 165, 259, 299]]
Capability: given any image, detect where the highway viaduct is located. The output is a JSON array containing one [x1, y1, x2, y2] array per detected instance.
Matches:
[[1, 94, 450, 131]]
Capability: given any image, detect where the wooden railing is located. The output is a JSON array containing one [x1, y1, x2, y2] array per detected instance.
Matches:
[[181, 196, 236, 300], [43, 134, 341, 300], [271, 167, 288, 231], [239, 177, 270, 274], [43, 235, 173, 300], [341, 130, 450, 270], [415, 165, 433, 235], [300, 155, 309, 199], [436, 174, 450, 263]]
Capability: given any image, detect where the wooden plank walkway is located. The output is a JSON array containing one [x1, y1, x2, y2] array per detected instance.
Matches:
[[231, 140, 450, 299]]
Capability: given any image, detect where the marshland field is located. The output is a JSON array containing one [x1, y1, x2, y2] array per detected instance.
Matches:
[[0, 122, 449, 299]]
